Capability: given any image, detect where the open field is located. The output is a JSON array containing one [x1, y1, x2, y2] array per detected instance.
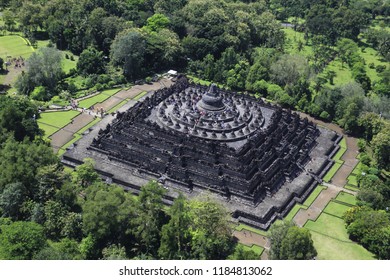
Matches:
[[0, 35, 34, 58], [38, 110, 80, 129], [334, 192, 356, 205], [323, 201, 351, 218], [310, 231, 375, 260], [305, 213, 350, 241], [78, 89, 121, 109], [239, 244, 264, 256]]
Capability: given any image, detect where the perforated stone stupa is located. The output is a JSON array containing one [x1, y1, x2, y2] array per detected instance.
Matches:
[[62, 76, 341, 229]]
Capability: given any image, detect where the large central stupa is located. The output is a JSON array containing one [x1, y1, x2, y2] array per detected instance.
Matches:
[[63, 76, 341, 229]]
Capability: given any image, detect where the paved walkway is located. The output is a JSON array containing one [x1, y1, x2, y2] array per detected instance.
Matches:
[[48, 79, 173, 152]]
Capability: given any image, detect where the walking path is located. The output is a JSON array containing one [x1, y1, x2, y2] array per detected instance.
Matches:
[[45, 78, 173, 152]]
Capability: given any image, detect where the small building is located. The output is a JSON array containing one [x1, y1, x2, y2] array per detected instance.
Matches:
[[167, 70, 178, 77]]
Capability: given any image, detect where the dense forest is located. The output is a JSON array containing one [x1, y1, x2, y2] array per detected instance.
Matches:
[[0, 0, 389, 259]]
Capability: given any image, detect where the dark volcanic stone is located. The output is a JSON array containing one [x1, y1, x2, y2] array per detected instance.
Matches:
[[62, 76, 340, 229]]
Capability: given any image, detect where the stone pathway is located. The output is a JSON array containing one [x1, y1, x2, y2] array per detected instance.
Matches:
[[330, 137, 359, 187], [47, 79, 173, 152]]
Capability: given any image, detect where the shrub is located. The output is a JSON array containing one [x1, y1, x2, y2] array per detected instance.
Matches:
[[376, 65, 386, 73]]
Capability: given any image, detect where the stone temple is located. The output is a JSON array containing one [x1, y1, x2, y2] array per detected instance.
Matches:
[[62, 76, 341, 229]]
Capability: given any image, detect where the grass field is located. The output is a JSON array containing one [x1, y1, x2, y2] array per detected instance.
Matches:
[[62, 51, 78, 74], [310, 231, 374, 260], [323, 201, 351, 218], [38, 123, 62, 139], [234, 224, 269, 237], [283, 28, 314, 57], [0, 35, 34, 58], [323, 162, 343, 182], [133, 91, 148, 101], [78, 88, 121, 108], [107, 99, 128, 113], [305, 213, 351, 241], [334, 192, 356, 206], [239, 244, 264, 256], [38, 110, 80, 129]]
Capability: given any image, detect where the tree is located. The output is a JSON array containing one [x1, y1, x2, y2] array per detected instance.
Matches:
[[77, 47, 106, 76], [228, 245, 259, 260], [144, 13, 170, 33], [15, 47, 63, 98], [0, 221, 46, 259], [82, 184, 135, 244], [158, 193, 192, 259], [43, 200, 68, 240], [188, 196, 234, 260], [35, 164, 66, 203], [2, 10, 16, 31], [357, 189, 384, 209], [270, 221, 316, 260], [0, 182, 26, 220], [72, 158, 100, 188], [269, 220, 295, 260], [270, 54, 310, 87], [371, 126, 390, 170], [110, 30, 146, 81], [358, 112, 384, 141], [0, 96, 41, 141], [0, 137, 58, 195], [336, 38, 359, 67], [34, 238, 82, 260], [102, 244, 128, 260], [347, 209, 390, 243], [133, 181, 167, 257], [0, 57, 4, 71], [279, 227, 317, 260]]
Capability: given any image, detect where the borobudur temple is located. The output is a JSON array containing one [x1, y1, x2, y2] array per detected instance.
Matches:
[[62, 76, 341, 229]]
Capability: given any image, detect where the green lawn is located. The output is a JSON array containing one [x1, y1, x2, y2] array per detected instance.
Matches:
[[38, 110, 80, 128], [283, 28, 313, 57], [351, 161, 364, 175], [335, 192, 357, 206], [323, 162, 342, 182], [323, 201, 351, 218], [78, 88, 121, 108], [310, 231, 375, 260], [305, 213, 350, 241], [62, 51, 78, 74], [78, 93, 111, 109], [347, 174, 358, 187], [102, 88, 121, 96], [234, 224, 269, 237], [359, 46, 387, 82], [38, 123, 61, 139], [323, 59, 354, 87], [107, 99, 128, 113], [339, 137, 347, 149], [133, 91, 148, 101], [239, 244, 264, 256], [0, 35, 34, 58]]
